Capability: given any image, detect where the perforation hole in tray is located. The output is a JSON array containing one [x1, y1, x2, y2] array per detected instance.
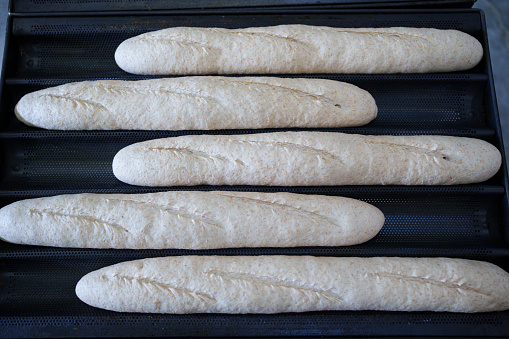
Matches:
[[31, 24, 155, 37], [25, 36, 124, 77], [408, 314, 504, 325], [367, 196, 483, 245], [382, 21, 462, 30]]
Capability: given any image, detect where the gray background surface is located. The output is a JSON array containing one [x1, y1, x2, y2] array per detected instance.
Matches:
[[474, 0, 509, 158]]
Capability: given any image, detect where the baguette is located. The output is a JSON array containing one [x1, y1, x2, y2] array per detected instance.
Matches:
[[112, 132, 501, 186], [14, 77, 376, 130], [75, 256, 509, 313], [114, 25, 483, 75], [0, 191, 384, 249]]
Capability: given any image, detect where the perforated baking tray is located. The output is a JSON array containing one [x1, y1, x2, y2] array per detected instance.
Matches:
[[10, 0, 477, 13], [1, 7, 508, 338]]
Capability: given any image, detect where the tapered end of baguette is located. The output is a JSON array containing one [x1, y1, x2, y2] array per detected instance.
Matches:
[[455, 137, 502, 184], [75, 259, 191, 313], [451, 29, 484, 71], [114, 39, 139, 75], [14, 83, 105, 130], [0, 195, 115, 248], [112, 144, 145, 186], [114, 32, 197, 75], [0, 201, 24, 244], [15, 93, 40, 128], [76, 265, 124, 312]]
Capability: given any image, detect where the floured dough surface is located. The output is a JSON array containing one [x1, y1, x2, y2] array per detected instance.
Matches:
[[14, 77, 376, 130], [112, 132, 502, 186], [115, 25, 483, 74], [75, 256, 509, 313], [0, 191, 384, 249]]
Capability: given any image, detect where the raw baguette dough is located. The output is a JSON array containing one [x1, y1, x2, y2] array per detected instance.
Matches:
[[112, 132, 501, 186], [75, 256, 509, 313], [14, 77, 377, 130], [0, 191, 384, 249], [114, 25, 483, 75]]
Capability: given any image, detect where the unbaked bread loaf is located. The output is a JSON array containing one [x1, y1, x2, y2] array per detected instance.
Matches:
[[114, 25, 483, 75], [14, 77, 377, 130], [0, 191, 384, 249], [112, 132, 501, 186], [75, 256, 509, 313]]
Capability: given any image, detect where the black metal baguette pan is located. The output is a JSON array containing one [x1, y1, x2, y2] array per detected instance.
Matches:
[[0, 5, 508, 338]]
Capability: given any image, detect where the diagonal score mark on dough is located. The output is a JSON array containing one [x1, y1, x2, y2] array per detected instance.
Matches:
[[213, 192, 340, 228], [40, 94, 113, 114], [228, 30, 313, 50], [144, 147, 246, 166], [133, 36, 220, 55], [359, 138, 454, 163], [313, 26, 432, 46], [227, 139, 345, 165], [43, 86, 227, 111], [370, 272, 492, 298], [214, 78, 340, 108], [146, 139, 343, 166], [104, 198, 224, 229], [109, 274, 216, 302], [28, 209, 130, 234], [90, 83, 221, 105], [141, 28, 312, 51], [206, 269, 343, 302]]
